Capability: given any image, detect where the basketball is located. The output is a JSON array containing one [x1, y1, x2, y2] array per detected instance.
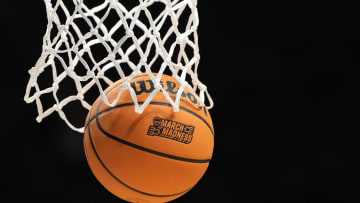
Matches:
[[83, 73, 214, 202]]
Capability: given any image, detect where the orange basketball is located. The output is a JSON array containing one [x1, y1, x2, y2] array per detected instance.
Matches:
[[83, 73, 214, 202]]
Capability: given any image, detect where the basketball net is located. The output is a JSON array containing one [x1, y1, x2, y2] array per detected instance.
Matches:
[[24, 0, 213, 133]]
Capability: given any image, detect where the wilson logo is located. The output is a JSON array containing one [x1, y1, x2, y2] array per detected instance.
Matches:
[[147, 117, 195, 144], [130, 79, 208, 116]]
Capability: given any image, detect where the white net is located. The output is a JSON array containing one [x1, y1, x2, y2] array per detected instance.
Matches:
[[24, 0, 213, 133]]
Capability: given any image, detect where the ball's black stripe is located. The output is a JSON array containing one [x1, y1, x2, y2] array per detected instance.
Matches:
[[94, 102, 211, 163], [87, 109, 191, 197]]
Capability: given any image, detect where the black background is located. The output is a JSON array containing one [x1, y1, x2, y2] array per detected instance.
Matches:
[[0, 1, 352, 202]]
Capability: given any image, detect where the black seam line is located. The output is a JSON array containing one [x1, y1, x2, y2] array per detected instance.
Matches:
[[88, 102, 214, 136], [87, 108, 190, 197], [94, 111, 211, 164]]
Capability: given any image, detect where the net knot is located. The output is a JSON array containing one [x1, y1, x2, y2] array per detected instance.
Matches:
[[125, 82, 132, 90], [155, 82, 163, 90], [166, 5, 173, 14], [122, 55, 129, 61], [109, 0, 118, 8], [126, 30, 135, 37], [108, 53, 116, 61], [28, 66, 39, 75], [152, 30, 161, 38], [198, 83, 207, 91], [98, 71, 105, 78], [140, 58, 147, 66], [165, 57, 172, 64], [87, 70, 95, 78], [77, 93, 84, 100], [177, 34, 188, 44], [53, 104, 62, 112], [52, 82, 59, 91], [195, 53, 201, 61], [60, 26, 68, 41], [104, 35, 112, 42], [139, 2, 146, 10], [83, 44, 90, 52]]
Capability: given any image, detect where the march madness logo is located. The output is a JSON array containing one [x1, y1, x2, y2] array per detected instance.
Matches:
[[147, 117, 195, 144]]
